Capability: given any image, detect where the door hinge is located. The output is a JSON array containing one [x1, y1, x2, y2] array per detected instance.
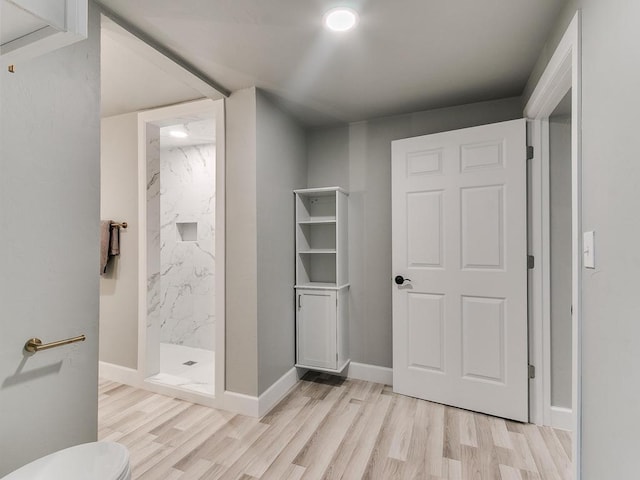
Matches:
[[527, 145, 534, 160], [528, 364, 536, 379], [527, 255, 535, 269]]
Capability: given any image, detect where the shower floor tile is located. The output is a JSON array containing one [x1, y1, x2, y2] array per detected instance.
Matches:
[[147, 343, 215, 395]]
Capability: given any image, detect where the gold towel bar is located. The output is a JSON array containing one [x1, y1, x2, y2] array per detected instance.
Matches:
[[24, 335, 86, 353], [111, 221, 127, 229]]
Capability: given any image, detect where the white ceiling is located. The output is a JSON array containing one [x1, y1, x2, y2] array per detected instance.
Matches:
[[98, 0, 568, 126]]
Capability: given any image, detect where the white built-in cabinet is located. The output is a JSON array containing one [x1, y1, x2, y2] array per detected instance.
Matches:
[[1, 0, 88, 64], [294, 187, 349, 373]]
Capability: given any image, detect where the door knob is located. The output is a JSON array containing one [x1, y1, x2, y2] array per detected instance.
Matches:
[[394, 275, 411, 285]]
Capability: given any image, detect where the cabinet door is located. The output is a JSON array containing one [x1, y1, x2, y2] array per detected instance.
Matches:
[[297, 290, 337, 370]]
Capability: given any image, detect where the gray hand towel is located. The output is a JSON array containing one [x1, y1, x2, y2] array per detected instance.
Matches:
[[109, 223, 120, 256], [100, 220, 111, 275]]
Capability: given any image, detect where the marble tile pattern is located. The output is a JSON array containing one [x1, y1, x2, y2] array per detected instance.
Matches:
[[158, 142, 216, 350]]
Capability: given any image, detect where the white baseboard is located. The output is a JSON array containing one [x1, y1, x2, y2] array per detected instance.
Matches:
[[344, 362, 393, 386], [222, 367, 302, 418], [100, 361, 219, 409], [550, 406, 573, 431], [258, 367, 302, 417], [143, 379, 218, 408], [98, 360, 298, 417], [99, 361, 140, 387], [248, 363, 392, 417], [99, 361, 392, 417], [220, 390, 259, 417]]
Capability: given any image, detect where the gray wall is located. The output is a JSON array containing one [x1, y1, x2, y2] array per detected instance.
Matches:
[[100, 112, 139, 369], [306, 97, 523, 367], [226, 87, 259, 395], [527, 1, 640, 477], [0, 3, 100, 474], [549, 110, 572, 409], [256, 91, 307, 395], [225, 88, 307, 396], [576, 1, 640, 477]]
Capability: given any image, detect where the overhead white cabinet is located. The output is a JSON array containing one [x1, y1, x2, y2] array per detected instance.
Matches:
[[1, 0, 88, 64], [294, 187, 349, 373]]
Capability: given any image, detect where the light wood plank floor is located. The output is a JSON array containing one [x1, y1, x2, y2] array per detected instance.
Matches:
[[98, 372, 571, 480]]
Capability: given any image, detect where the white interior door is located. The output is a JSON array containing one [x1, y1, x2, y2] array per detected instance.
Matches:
[[391, 119, 528, 422]]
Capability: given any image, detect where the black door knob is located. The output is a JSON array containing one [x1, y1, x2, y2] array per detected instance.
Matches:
[[395, 275, 411, 285]]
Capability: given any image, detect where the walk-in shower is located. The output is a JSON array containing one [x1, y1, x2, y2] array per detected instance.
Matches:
[[146, 113, 217, 396]]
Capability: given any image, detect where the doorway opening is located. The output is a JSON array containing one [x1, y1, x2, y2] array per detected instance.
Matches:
[[139, 101, 225, 403], [547, 90, 573, 430]]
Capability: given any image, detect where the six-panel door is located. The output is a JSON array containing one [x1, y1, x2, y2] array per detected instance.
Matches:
[[391, 119, 528, 422]]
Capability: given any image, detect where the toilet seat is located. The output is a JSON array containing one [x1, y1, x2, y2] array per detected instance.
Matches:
[[1, 442, 130, 480]]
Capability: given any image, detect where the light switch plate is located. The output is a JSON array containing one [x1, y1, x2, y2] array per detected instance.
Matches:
[[583, 231, 595, 269]]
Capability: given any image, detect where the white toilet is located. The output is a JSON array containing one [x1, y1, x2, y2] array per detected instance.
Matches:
[[1, 442, 130, 480]]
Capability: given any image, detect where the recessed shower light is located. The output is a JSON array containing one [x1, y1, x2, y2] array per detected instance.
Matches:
[[169, 130, 188, 138], [324, 7, 359, 32]]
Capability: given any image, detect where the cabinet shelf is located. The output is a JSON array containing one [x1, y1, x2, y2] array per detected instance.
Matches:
[[295, 282, 350, 290], [298, 249, 336, 254], [295, 188, 347, 286], [297, 217, 336, 225]]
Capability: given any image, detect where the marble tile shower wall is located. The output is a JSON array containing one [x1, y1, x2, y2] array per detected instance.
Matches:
[[158, 144, 216, 350]]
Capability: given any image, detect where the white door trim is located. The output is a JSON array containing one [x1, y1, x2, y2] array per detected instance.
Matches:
[[135, 98, 227, 409], [524, 11, 581, 479]]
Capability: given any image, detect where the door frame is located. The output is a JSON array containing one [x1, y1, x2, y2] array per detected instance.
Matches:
[[524, 11, 581, 479]]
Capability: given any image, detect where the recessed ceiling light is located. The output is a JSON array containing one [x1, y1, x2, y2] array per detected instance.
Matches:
[[324, 7, 359, 32], [169, 130, 188, 138]]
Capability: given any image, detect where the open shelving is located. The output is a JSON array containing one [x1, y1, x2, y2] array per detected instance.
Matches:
[[294, 187, 348, 289], [294, 187, 350, 373]]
